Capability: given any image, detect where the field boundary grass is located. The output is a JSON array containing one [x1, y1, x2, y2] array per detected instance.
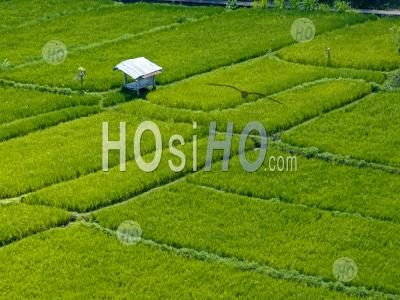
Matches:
[[273, 53, 389, 77], [209, 82, 374, 134], [0, 77, 376, 144], [146, 76, 377, 113], [188, 181, 400, 226], [2, 215, 398, 299], [0, 176, 190, 247], [2, 13, 374, 93], [273, 141, 400, 175], [1, 9, 397, 297], [11, 13, 222, 71], [0, 105, 102, 142], [83, 176, 188, 216], [0, 81, 380, 203], [274, 17, 400, 72], [0, 3, 119, 35], [0, 78, 76, 95], [0, 151, 187, 204], [227, 131, 400, 175], [0, 198, 22, 206], [0, 219, 72, 249], [273, 90, 400, 172], [0, 141, 254, 246], [0, 83, 378, 205], [84, 221, 400, 300], [274, 90, 370, 136], [0, 203, 72, 247], [0, 135, 243, 203], [2, 163, 399, 295]]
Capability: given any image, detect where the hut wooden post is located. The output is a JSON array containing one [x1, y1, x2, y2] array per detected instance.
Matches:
[[113, 57, 163, 95]]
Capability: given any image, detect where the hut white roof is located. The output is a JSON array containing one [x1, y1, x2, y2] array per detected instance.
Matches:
[[113, 57, 162, 80]]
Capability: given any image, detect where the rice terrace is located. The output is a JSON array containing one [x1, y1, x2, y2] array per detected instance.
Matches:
[[1, 0, 400, 298]]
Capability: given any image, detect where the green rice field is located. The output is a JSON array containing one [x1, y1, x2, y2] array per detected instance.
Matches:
[[1, 1, 399, 299]]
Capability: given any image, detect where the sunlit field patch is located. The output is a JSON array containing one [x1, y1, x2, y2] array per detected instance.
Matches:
[[0, 105, 101, 142], [0, 0, 115, 31], [25, 136, 249, 212], [282, 91, 400, 167], [147, 56, 383, 111], [0, 110, 194, 198], [0, 3, 221, 66], [3, 9, 369, 90], [94, 181, 400, 294], [0, 224, 366, 299], [278, 18, 400, 71], [0, 86, 99, 124], [121, 79, 373, 133], [0, 1, 398, 298], [0, 204, 70, 246], [188, 147, 400, 222]]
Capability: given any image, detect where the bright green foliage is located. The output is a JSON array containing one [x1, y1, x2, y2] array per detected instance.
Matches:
[[0, 3, 398, 298], [147, 56, 383, 111], [94, 182, 400, 294], [0, 0, 115, 31], [4, 10, 369, 90], [188, 148, 400, 222], [0, 224, 362, 299], [25, 136, 250, 212], [0, 106, 101, 142], [278, 18, 400, 71], [0, 109, 194, 198], [0, 86, 98, 124], [102, 91, 135, 107], [0, 3, 222, 66], [334, 1, 353, 13], [122, 79, 373, 133], [282, 91, 400, 167], [0, 204, 70, 246]]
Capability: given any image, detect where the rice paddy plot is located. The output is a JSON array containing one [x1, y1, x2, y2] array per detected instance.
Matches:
[[0, 224, 365, 299], [282, 91, 400, 168], [0, 3, 397, 298], [188, 147, 400, 223], [121, 79, 373, 133], [147, 56, 384, 111], [0, 3, 222, 66], [0, 86, 99, 125], [0, 109, 195, 199], [278, 18, 400, 71], [4, 9, 370, 90], [0, 105, 101, 142], [94, 181, 400, 295], [25, 135, 250, 212], [0, 204, 70, 246], [0, 0, 115, 31]]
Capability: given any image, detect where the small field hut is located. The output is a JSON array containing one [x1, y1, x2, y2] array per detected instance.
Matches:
[[113, 57, 163, 95]]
